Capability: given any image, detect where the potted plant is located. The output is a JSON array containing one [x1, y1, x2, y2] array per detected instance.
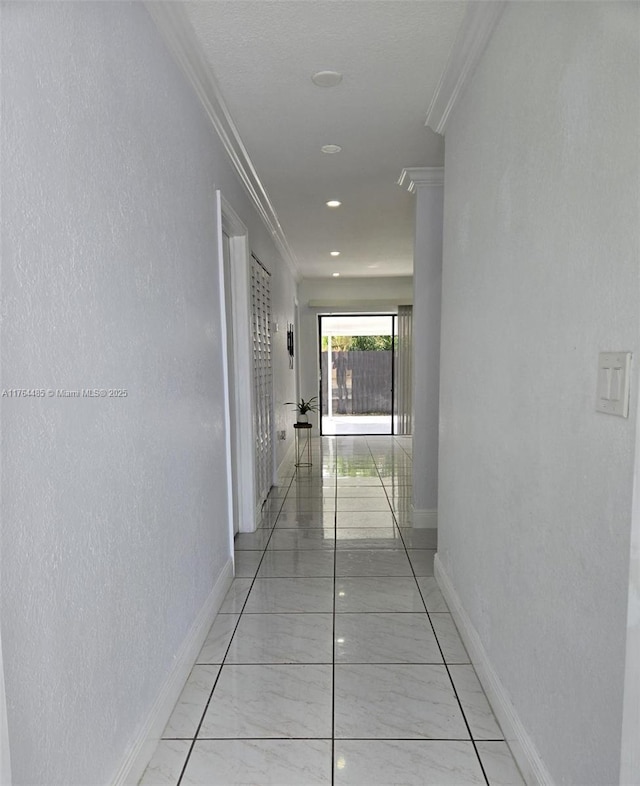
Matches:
[[285, 396, 318, 424]]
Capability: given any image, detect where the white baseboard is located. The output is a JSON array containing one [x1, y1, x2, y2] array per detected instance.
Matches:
[[434, 555, 554, 786], [111, 559, 234, 786], [411, 507, 438, 529]]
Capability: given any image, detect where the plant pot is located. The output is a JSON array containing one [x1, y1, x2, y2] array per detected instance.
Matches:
[[297, 413, 308, 424]]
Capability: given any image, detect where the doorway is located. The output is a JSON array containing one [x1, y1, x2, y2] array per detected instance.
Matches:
[[319, 314, 395, 436]]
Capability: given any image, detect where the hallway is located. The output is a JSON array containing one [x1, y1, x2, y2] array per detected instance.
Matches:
[[140, 436, 524, 785]]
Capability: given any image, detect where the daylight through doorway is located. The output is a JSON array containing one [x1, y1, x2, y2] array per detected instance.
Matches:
[[319, 314, 395, 436]]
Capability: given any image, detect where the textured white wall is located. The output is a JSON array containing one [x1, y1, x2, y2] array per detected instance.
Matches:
[[0, 3, 295, 784], [438, 3, 639, 784], [297, 277, 412, 429]]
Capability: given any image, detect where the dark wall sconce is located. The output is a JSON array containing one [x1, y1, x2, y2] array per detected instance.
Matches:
[[287, 323, 294, 369]]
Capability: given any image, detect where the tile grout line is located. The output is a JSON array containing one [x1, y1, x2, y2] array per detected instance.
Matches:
[[167, 436, 498, 784]]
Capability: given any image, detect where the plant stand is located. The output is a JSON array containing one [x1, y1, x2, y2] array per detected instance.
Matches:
[[293, 422, 312, 467]]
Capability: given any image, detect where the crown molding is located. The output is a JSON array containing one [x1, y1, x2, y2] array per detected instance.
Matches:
[[397, 167, 444, 193], [144, 2, 300, 282], [425, 1, 506, 136]]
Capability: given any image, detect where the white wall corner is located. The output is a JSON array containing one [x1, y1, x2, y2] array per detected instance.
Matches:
[[110, 559, 234, 786], [411, 507, 438, 529], [434, 555, 555, 786], [620, 375, 640, 786], [424, 1, 507, 135], [397, 167, 444, 194], [143, 1, 300, 283]]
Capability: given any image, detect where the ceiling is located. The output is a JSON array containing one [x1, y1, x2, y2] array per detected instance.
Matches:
[[180, 1, 468, 279]]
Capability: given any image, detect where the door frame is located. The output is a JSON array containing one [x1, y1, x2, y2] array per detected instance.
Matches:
[[217, 192, 258, 535], [318, 313, 396, 436]]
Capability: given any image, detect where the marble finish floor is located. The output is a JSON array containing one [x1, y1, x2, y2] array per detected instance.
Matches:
[[140, 436, 524, 786]]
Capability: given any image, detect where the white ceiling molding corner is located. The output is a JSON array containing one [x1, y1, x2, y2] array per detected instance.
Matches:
[[424, 1, 507, 136], [144, 2, 300, 282], [398, 167, 444, 193]]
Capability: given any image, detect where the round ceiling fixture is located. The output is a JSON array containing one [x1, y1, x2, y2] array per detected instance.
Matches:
[[326, 200, 341, 208], [312, 70, 343, 88], [332, 272, 341, 277], [321, 144, 342, 154], [330, 251, 340, 257]]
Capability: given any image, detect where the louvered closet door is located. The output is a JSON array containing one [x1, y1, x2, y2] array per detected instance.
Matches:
[[250, 255, 273, 509]]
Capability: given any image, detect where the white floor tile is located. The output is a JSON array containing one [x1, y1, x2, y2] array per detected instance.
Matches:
[[142, 436, 513, 785], [257, 549, 335, 577], [233, 551, 263, 578], [334, 740, 485, 786], [431, 613, 471, 663], [449, 665, 503, 739], [267, 529, 335, 550], [234, 530, 273, 551], [337, 498, 393, 512], [200, 664, 333, 738], [197, 614, 240, 664], [334, 612, 443, 663], [417, 576, 449, 612], [182, 739, 331, 785], [244, 577, 334, 613], [335, 577, 425, 612], [274, 511, 334, 529], [336, 477, 383, 486], [226, 613, 333, 663], [336, 511, 397, 527], [398, 526, 438, 549], [336, 486, 388, 498], [162, 665, 220, 739], [335, 527, 403, 548], [335, 549, 412, 577], [218, 579, 253, 614], [334, 663, 470, 739], [476, 741, 526, 785], [407, 548, 436, 576], [279, 498, 336, 512], [139, 739, 191, 786]]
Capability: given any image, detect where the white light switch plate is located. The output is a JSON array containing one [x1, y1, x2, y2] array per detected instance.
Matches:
[[596, 352, 632, 417]]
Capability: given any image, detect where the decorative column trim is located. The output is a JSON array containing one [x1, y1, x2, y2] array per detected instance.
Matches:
[[425, 1, 506, 135], [397, 167, 444, 193], [144, 2, 300, 282]]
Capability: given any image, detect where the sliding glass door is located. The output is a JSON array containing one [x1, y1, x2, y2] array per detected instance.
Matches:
[[319, 314, 395, 436]]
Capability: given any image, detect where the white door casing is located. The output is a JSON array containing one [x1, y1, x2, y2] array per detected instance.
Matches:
[[218, 192, 258, 534]]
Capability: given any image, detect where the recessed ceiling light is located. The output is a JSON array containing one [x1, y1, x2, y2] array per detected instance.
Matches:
[[326, 200, 341, 208], [321, 144, 342, 154], [312, 70, 343, 88], [332, 272, 340, 277], [367, 264, 379, 269], [330, 251, 340, 257]]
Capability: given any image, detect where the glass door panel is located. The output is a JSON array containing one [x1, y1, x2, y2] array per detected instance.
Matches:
[[319, 314, 394, 436]]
